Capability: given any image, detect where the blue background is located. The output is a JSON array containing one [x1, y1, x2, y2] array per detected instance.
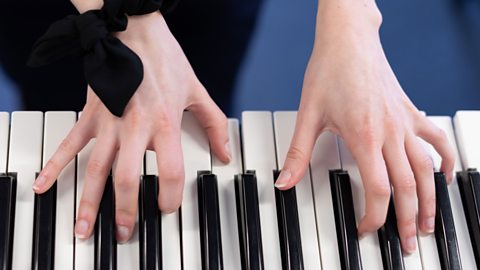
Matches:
[[1, 0, 479, 117]]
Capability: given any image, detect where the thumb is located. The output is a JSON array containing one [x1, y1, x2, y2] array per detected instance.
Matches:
[[188, 86, 231, 163], [276, 113, 322, 190]]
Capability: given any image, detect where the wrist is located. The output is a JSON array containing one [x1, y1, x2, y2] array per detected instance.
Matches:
[[115, 12, 167, 43], [71, 0, 103, 13], [315, 1, 382, 40]]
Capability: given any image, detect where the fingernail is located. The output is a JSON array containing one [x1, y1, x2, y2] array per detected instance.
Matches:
[[75, 219, 89, 239], [224, 142, 232, 162], [116, 225, 130, 243], [406, 236, 417, 253], [275, 170, 291, 188], [33, 174, 47, 191], [425, 217, 435, 233]]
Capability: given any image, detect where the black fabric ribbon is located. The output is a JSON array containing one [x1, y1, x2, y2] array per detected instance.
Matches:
[[27, 0, 176, 117]]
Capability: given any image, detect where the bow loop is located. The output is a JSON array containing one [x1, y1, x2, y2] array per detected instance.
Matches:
[[76, 11, 110, 51]]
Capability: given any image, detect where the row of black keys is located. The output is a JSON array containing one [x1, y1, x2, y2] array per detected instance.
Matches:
[[0, 169, 479, 270]]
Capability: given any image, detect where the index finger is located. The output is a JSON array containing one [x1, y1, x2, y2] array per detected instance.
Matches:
[[33, 118, 92, 193]]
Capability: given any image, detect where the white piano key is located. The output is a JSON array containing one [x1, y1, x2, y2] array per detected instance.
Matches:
[[42, 112, 76, 270], [415, 129, 441, 269], [75, 135, 95, 269], [211, 119, 243, 269], [0, 112, 9, 173], [146, 150, 182, 270], [273, 111, 322, 269], [113, 156, 142, 270], [8, 111, 43, 270], [181, 112, 212, 270], [416, 228, 440, 269], [242, 111, 282, 270], [310, 132, 342, 269], [428, 116, 476, 269], [454, 111, 480, 169], [338, 139, 385, 270], [116, 226, 139, 270]]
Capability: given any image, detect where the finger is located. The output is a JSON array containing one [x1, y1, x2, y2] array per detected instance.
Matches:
[[154, 128, 185, 213], [416, 118, 455, 183], [383, 137, 418, 254], [75, 134, 117, 239], [114, 135, 146, 243], [405, 134, 435, 234], [275, 110, 322, 190], [33, 119, 92, 193], [188, 87, 230, 163], [352, 145, 391, 236]]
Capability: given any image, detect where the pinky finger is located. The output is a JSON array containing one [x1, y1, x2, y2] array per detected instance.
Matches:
[[417, 118, 455, 182]]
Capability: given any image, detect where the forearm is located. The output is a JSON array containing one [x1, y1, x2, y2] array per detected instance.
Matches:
[[70, 0, 103, 13]]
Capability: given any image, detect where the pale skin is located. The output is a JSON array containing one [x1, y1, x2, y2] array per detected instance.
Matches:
[[33, 0, 455, 254]]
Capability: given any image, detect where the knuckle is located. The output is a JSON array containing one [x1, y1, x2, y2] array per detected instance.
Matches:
[[421, 196, 436, 215], [59, 137, 75, 154], [395, 176, 416, 194], [358, 127, 379, 150], [398, 216, 417, 228], [433, 128, 447, 142], [286, 145, 307, 163], [116, 208, 136, 221], [78, 199, 97, 219], [370, 181, 391, 199], [418, 155, 434, 172], [115, 176, 138, 193], [86, 159, 107, 179], [45, 159, 61, 174]]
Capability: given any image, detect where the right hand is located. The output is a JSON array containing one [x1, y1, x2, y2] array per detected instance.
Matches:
[[32, 12, 231, 243]]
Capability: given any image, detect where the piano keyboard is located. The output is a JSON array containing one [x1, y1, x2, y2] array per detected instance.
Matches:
[[0, 110, 479, 270]]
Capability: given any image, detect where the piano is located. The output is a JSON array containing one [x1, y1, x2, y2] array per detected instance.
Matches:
[[0, 110, 479, 270]]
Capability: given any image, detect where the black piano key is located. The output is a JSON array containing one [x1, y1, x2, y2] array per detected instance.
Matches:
[[0, 174, 16, 270], [139, 175, 161, 270], [457, 169, 480, 266], [434, 172, 462, 270], [273, 170, 303, 270], [235, 171, 264, 270], [95, 175, 116, 270], [32, 173, 56, 270], [197, 171, 223, 270], [329, 170, 362, 270], [377, 197, 405, 270]]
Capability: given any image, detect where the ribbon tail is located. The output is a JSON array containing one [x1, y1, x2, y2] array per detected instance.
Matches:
[[84, 36, 144, 117], [27, 15, 83, 67]]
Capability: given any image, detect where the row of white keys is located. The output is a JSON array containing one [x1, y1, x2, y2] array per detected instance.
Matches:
[[42, 112, 77, 269], [145, 150, 182, 270], [211, 119, 243, 269], [428, 116, 476, 269], [181, 112, 212, 270], [273, 111, 322, 269], [337, 139, 387, 270], [242, 111, 282, 269], [454, 111, 480, 169], [75, 116, 95, 269], [8, 112, 43, 270], [115, 156, 141, 270], [0, 112, 8, 173], [310, 131, 342, 269]]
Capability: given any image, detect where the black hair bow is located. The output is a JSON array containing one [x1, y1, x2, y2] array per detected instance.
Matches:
[[27, 0, 175, 117]]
